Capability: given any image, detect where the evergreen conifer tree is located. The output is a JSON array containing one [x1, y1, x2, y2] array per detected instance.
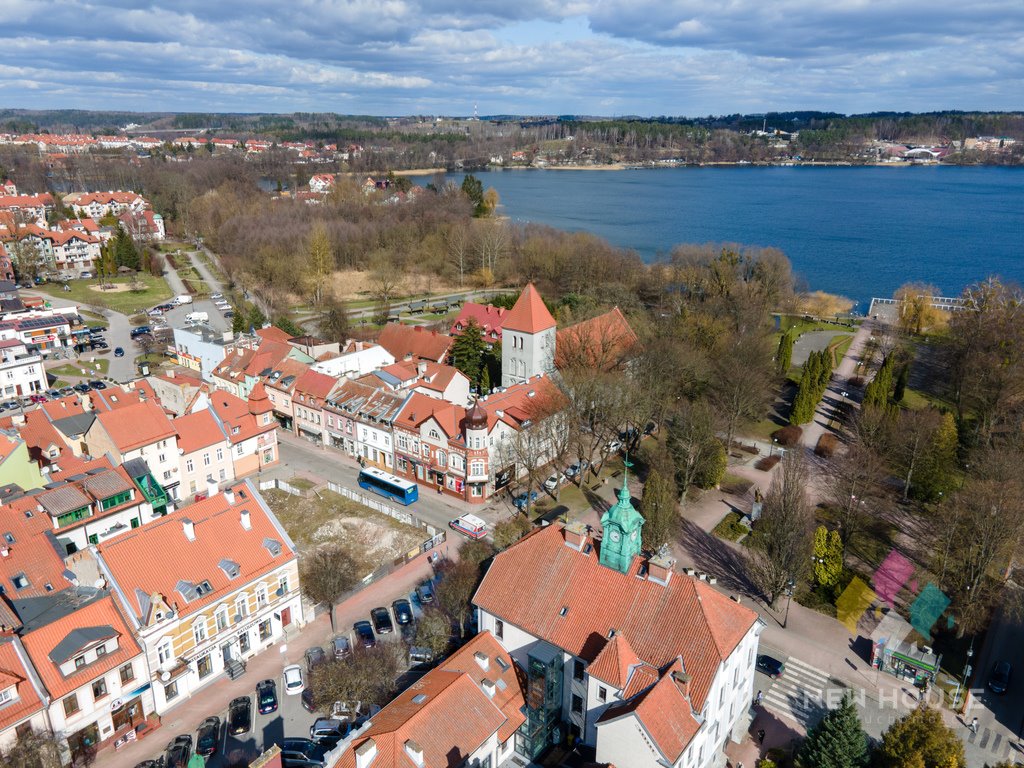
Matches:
[[797, 690, 869, 768], [776, 332, 793, 376]]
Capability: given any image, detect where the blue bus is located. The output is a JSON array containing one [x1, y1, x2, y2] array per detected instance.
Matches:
[[357, 467, 419, 506]]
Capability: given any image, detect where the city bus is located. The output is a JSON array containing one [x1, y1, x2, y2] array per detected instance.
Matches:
[[357, 467, 419, 506]]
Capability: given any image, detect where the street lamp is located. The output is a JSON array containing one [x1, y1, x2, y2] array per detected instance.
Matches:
[[770, 438, 778, 457], [782, 578, 796, 629]]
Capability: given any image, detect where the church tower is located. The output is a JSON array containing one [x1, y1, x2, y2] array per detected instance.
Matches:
[[501, 283, 556, 388], [599, 460, 644, 574]]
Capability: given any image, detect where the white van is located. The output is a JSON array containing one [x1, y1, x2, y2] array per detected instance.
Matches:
[[185, 311, 209, 324], [173, 294, 193, 306]]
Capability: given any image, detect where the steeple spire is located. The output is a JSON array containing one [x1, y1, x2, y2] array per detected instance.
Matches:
[[599, 451, 645, 573]]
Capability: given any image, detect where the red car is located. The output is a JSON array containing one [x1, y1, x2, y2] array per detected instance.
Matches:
[[30, 394, 48, 404]]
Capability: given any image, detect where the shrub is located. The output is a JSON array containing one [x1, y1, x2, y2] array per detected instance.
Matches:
[[755, 455, 781, 472], [772, 426, 803, 446], [849, 375, 865, 387], [693, 441, 727, 489], [815, 433, 839, 457]]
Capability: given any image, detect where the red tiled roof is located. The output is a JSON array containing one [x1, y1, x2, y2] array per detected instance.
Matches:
[[294, 369, 337, 402], [256, 327, 292, 344], [588, 631, 642, 689], [175, 409, 227, 454], [0, 639, 44, 731], [94, 399, 175, 453], [10, 410, 64, 464], [555, 307, 640, 371], [477, 375, 564, 432], [20, 594, 142, 699], [502, 283, 555, 334], [338, 632, 523, 768], [473, 524, 758, 712], [396, 392, 465, 439], [450, 303, 508, 340], [377, 324, 453, 363], [97, 484, 294, 623], [597, 662, 700, 762], [209, 391, 273, 444]]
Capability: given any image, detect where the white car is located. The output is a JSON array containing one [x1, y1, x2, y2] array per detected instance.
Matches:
[[210, 293, 223, 300], [605, 440, 623, 454], [283, 664, 305, 695], [543, 473, 562, 491]]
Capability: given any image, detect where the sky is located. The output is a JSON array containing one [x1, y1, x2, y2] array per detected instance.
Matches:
[[1, 0, 1022, 116]]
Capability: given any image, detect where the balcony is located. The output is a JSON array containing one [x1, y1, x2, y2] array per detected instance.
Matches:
[[132, 471, 169, 514]]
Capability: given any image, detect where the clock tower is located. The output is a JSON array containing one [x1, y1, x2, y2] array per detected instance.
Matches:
[[599, 460, 644, 574]]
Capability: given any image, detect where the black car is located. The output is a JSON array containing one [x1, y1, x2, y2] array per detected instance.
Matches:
[[281, 738, 323, 761], [301, 686, 317, 713], [73, 383, 91, 394], [309, 718, 351, 749], [195, 716, 220, 757], [47, 389, 63, 399], [371, 607, 394, 635], [156, 303, 175, 312], [88, 380, 107, 390], [416, 581, 434, 604], [353, 620, 376, 648], [164, 735, 193, 768], [392, 598, 413, 626], [988, 660, 1012, 695], [130, 325, 151, 338], [114, 347, 125, 357], [256, 679, 278, 714], [88, 325, 107, 334], [756, 654, 786, 679], [305, 646, 327, 671], [91, 340, 109, 350], [228, 695, 252, 735]]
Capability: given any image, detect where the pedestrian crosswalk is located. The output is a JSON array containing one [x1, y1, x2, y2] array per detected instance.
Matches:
[[760, 656, 839, 728]]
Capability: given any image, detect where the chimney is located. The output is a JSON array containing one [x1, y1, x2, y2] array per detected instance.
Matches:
[[672, 670, 691, 700], [167, 368, 175, 379], [481, 678, 496, 698], [224, 489, 235, 505], [11, 413, 24, 426], [0, 546, 9, 557], [206, 478, 218, 498], [355, 738, 378, 768], [403, 740, 424, 767], [473, 651, 489, 671], [563, 520, 587, 551], [182, 518, 195, 541], [240, 509, 251, 531], [417, 361, 427, 376], [647, 552, 675, 586]]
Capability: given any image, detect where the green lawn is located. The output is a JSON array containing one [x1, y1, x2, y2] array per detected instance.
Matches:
[[776, 314, 857, 338], [828, 334, 855, 366], [48, 358, 109, 377], [35, 275, 172, 315], [712, 511, 748, 542]]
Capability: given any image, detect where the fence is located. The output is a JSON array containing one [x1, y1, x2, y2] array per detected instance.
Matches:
[[327, 482, 438, 536], [258, 478, 304, 497]]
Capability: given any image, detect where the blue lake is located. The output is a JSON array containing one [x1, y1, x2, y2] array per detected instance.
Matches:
[[441, 167, 1024, 308]]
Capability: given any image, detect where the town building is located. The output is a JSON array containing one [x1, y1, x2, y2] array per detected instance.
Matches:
[[291, 369, 340, 444], [118, 209, 165, 242], [376, 360, 471, 405], [555, 306, 640, 371], [473, 480, 762, 767], [334, 631, 525, 768], [450, 302, 508, 345], [19, 590, 153, 764], [376, 324, 453, 364], [0, 338, 50, 399], [93, 483, 302, 715], [322, 378, 406, 470], [175, 409, 235, 500], [311, 341, 394, 379], [207, 386, 279, 477], [62, 192, 148, 220], [0, 636, 47, 752], [500, 284, 556, 387]]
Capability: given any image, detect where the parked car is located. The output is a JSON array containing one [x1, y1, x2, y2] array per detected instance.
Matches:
[[163, 735, 192, 768], [79, 271, 93, 279], [256, 679, 278, 714], [392, 598, 413, 626], [156, 303, 175, 312], [130, 325, 151, 338], [147, 308, 164, 317], [353, 620, 376, 648], [513, 490, 538, 510], [283, 664, 305, 695], [210, 293, 224, 300], [756, 655, 785, 679], [305, 646, 327, 671], [332, 636, 351, 659], [195, 716, 220, 757], [59, 386, 75, 397], [224, 310, 235, 318], [88, 325, 107, 334], [47, 389, 63, 399], [416, 581, 434, 604], [29, 394, 47, 404], [988, 660, 1012, 694], [73, 383, 91, 394], [309, 718, 350, 749], [228, 695, 252, 735], [409, 646, 434, 665], [88, 380, 107, 390], [371, 606, 394, 635], [301, 686, 317, 713], [605, 439, 623, 454], [114, 347, 125, 357], [564, 460, 590, 479], [543, 473, 562, 491], [280, 739, 324, 767], [91, 341, 109, 350]]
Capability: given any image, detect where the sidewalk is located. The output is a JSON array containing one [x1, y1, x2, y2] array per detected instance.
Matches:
[[95, 550, 446, 768]]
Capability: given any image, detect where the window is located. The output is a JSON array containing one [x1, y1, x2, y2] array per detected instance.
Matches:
[[571, 694, 583, 714], [236, 445, 244, 456], [216, 608, 229, 632], [469, 460, 484, 477], [429, 429, 440, 440], [471, 485, 482, 497], [216, 448, 224, 461], [197, 654, 213, 679], [219, 469, 226, 481], [437, 450, 446, 467], [164, 680, 179, 701], [598, 686, 607, 703], [278, 575, 289, 596], [157, 639, 173, 665], [235, 597, 248, 619], [0, 687, 12, 705], [259, 619, 272, 641], [92, 678, 107, 700], [74, 655, 86, 670], [119, 663, 135, 685], [163, 471, 172, 481], [203, 453, 211, 466], [573, 660, 585, 682], [194, 620, 207, 645], [159, 454, 166, 463], [256, 586, 268, 608], [95, 644, 107, 657], [100, 490, 132, 510], [495, 620, 503, 640], [186, 459, 194, 472], [63, 694, 80, 717]]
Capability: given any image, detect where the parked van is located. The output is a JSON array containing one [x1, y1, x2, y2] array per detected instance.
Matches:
[[172, 294, 193, 305], [185, 311, 209, 324]]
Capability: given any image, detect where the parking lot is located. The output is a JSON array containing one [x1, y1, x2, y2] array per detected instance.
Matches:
[[137, 580, 434, 768]]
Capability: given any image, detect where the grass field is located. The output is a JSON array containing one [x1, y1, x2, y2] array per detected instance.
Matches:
[[712, 511, 748, 542], [35, 275, 172, 315], [828, 334, 855, 366], [48, 358, 110, 377]]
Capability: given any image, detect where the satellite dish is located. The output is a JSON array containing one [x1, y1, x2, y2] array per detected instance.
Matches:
[[160, 671, 170, 682], [93, 578, 106, 589], [165, 610, 175, 619]]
